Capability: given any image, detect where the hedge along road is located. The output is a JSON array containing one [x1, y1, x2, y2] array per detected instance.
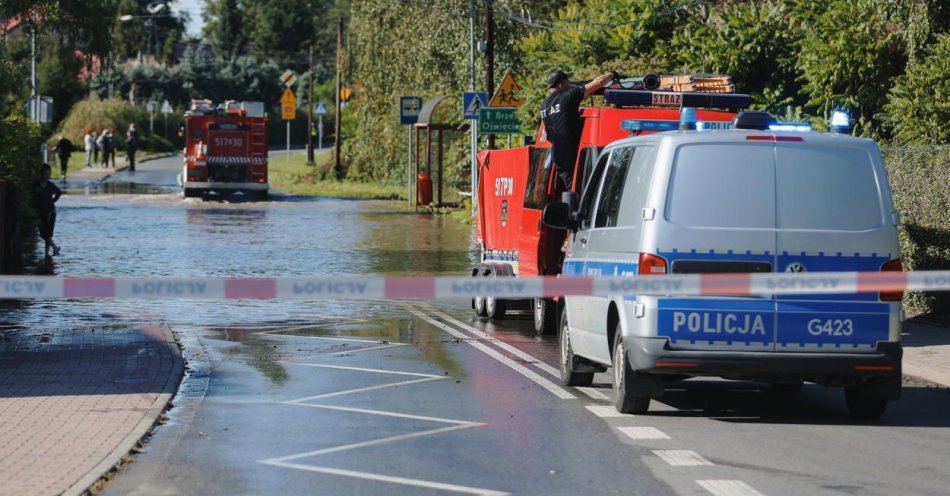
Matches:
[[14, 155, 950, 496]]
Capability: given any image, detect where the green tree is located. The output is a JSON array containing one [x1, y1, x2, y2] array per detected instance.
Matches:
[[881, 33, 950, 144], [242, 0, 318, 70], [38, 35, 86, 125], [203, 0, 247, 61], [792, 0, 907, 137]]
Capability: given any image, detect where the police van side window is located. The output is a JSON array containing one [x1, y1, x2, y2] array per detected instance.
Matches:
[[578, 151, 611, 229], [616, 146, 656, 228], [595, 146, 635, 228], [775, 146, 883, 230], [666, 144, 775, 228]]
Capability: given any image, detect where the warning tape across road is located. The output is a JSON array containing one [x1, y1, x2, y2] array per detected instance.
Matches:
[[1, 271, 949, 300]]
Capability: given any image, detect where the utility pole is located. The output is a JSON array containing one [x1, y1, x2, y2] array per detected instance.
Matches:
[[307, 43, 315, 164], [334, 17, 343, 179], [30, 25, 38, 123], [485, 1, 495, 150], [469, 0, 478, 216]]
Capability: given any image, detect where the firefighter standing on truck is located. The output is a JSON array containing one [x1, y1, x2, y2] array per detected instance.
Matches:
[[540, 70, 615, 191]]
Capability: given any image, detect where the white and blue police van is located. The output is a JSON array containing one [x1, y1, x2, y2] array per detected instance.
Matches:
[[543, 110, 903, 418]]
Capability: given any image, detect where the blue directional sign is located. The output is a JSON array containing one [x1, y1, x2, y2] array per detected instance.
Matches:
[[400, 96, 423, 125], [314, 102, 328, 115], [463, 92, 488, 120]]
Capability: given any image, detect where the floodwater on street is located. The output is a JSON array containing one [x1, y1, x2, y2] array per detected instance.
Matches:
[[3, 191, 477, 330]]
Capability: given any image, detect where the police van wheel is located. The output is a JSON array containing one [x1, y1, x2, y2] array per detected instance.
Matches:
[[473, 296, 488, 318], [844, 387, 888, 419], [613, 331, 651, 414], [534, 298, 558, 336], [486, 297, 507, 321], [183, 188, 201, 198], [559, 309, 593, 387]]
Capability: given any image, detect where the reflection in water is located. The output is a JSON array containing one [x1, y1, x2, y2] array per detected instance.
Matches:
[[10, 194, 477, 348], [207, 328, 290, 385]]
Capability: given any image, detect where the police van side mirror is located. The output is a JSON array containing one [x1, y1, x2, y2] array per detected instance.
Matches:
[[542, 202, 575, 230]]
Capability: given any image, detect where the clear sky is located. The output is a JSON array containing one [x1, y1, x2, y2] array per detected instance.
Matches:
[[173, 0, 205, 37]]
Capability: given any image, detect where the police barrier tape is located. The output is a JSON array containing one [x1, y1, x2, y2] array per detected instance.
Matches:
[[1, 271, 949, 300]]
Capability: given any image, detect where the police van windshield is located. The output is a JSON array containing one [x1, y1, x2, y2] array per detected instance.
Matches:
[[666, 143, 884, 231]]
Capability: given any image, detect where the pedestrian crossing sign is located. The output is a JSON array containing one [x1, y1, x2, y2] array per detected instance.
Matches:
[[314, 103, 328, 115], [463, 92, 488, 120]]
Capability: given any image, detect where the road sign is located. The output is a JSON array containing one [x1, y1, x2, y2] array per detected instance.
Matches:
[[280, 69, 297, 87], [314, 102, 328, 115], [146, 101, 157, 112], [462, 92, 488, 120], [400, 96, 423, 125], [161, 100, 172, 114], [478, 108, 520, 134], [488, 72, 526, 108], [281, 88, 297, 120], [340, 87, 353, 102]]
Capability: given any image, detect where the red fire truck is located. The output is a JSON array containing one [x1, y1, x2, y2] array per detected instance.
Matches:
[[472, 76, 751, 334], [182, 100, 269, 199]]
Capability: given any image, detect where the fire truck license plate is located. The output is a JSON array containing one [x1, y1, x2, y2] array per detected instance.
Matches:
[[651, 92, 683, 107]]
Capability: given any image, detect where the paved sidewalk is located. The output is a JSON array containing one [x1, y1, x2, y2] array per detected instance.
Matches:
[[0, 325, 182, 496], [902, 316, 950, 387]]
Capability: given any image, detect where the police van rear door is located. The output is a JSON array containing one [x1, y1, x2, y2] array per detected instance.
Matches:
[[773, 142, 897, 353], [653, 140, 777, 352]]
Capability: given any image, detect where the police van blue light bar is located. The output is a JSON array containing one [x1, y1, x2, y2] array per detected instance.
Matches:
[[621, 119, 679, 132], [605, 89, 751, 110], [768, 122, 812, 132]]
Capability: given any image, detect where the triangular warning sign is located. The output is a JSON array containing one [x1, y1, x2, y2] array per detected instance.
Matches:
[[464, 95, 483, 115], [489, 72, 526, 108]]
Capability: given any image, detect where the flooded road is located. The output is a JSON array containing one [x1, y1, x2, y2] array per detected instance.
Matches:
[[9, 192, 475, 329]]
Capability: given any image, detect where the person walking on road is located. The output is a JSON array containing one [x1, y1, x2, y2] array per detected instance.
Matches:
[[35, 163, 62, 257], [97, 130, 108, 168], [93, 129, 100, 165], [126, 123, 139, 172], [83, 130, 95, 167], [54, 134, 74, 181], [540, 70, 615, 191]]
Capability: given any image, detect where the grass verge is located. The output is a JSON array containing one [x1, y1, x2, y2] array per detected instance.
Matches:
[[268, 150, 406, 200]]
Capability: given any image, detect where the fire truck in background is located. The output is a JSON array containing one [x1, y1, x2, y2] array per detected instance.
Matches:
[[182, 100, 269, 199], [472, 74, 751, 334]]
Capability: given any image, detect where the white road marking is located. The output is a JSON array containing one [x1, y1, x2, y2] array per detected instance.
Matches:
[[618, 426, 670, 440], [577, 386, 611, 401], [404, 304, 575, 400], [264, 423, 481, 460], [285, 377, 445, 402], [654, 450, 714, 466], [288, 403, 480, 425], [289, 363, 444, 378], [259, 461, 509, 496], [417, 303, 562, 378], [585, 405, 626, 417], [697, 480, 766, 496], [262, 359, 506, 496]]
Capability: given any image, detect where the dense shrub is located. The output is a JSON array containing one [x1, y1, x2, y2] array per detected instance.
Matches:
[[881, 33, 950, 145], [883, 145, 950, 316]]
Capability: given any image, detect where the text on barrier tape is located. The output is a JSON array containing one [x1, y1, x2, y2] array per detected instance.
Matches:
[[1, 271, 949, 299]]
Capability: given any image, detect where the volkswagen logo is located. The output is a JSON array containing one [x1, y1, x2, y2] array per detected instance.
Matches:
[[785, 262, 807, 273]]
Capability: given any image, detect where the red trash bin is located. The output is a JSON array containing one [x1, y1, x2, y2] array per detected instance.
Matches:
[[417, 173, 433, 205]]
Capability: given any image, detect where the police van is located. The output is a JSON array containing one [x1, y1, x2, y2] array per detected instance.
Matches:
[[543, 110, 903, 418]]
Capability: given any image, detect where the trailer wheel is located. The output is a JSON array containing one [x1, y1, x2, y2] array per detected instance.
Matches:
[[534, 298, 558, 336], [486, 296, 507, 321]]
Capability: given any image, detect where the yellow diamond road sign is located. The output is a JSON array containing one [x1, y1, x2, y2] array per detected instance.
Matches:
[[281, 88, 297, 120], [280, 69, 297, 87], [489, 71, 526, 108]]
